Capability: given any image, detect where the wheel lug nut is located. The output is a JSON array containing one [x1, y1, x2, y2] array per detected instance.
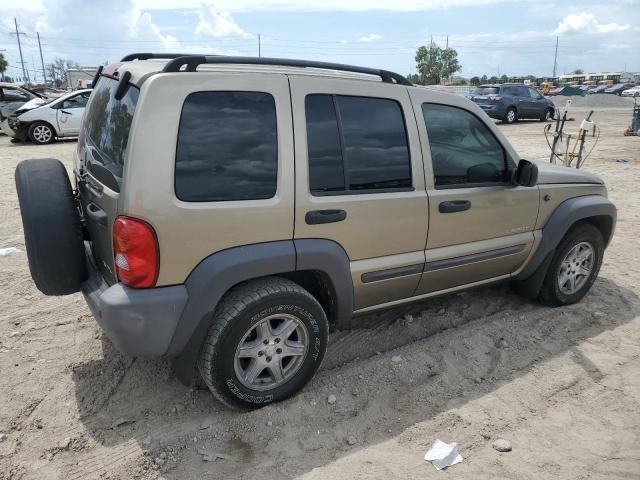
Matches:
[[275, 338, 280, 343], [276, 348, 282, 354], [266, 356, 272, 362], [258, 351, 264, 357], [263, 340, 269, 345]]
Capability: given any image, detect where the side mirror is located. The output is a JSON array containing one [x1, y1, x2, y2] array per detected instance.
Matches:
[[515, 159, 538, 187]]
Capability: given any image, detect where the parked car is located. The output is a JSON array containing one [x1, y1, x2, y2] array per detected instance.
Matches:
[[470, 84, 555, 123], [4, 89, 91, 144], [604, 83, 635, 95], [0, 83, 44, 125], [621, 86, 640, 97], [590, 85, 610, 94], [14, 55, 616, 410]]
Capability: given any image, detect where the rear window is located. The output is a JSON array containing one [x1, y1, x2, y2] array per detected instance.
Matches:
[[473, 87, 500, 95], [82, 77, 139, 191]]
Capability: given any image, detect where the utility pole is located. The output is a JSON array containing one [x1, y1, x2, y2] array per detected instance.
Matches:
[[552, 36, 558, 78], [37, 32, 47, 85], [11, 18, 29, 84], [258, 33, 261, 57]]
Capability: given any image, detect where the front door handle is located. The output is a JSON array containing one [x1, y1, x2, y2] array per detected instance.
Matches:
[[439, 200, 471, 213], [60, 110, 72, 115], [305, 209, 347, 225]]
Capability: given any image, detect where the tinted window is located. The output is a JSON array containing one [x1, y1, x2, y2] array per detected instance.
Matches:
[[305, 95, 345, 193], [82, 78, 139, 190], [422, 104, 508, 187], [305, 94, 411, 194], [473, 87, 499, 95], [175, 91, 277, 202]]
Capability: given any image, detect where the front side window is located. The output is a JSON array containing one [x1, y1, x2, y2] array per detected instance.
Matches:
[[528, 88, 543, 99], [62, 93, 90, 109], [305, 94, 411, 194], [175, 91, 278, 202], [422, 103, 508, 187]]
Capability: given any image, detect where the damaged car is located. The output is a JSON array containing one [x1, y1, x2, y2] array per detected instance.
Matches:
[[5, 89, 91, 144]]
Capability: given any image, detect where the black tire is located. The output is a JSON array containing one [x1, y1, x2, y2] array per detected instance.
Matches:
[[540, 108, 554, 122], [15, 159, 87, 295], [28, 122, 56, 145], [538, 222, 604, 307], [503, 107, 517, 124], [198, 277, 329, 410]]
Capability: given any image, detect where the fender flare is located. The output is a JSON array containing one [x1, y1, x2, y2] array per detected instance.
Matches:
[[168, 239, 353, 384], [514, 194, 616, 295]]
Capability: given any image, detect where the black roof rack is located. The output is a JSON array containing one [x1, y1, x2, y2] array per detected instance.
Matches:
[[120, 53, 193, 61], [160, 55, 412, 86]]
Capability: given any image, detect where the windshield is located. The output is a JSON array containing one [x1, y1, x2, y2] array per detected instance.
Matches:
[[80, 77, 139, 191], [473, 87, 500, 95]]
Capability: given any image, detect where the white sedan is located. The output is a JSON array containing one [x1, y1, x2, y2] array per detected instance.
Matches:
[[621, 86, 640, 97], [4, 89, 92, 144]]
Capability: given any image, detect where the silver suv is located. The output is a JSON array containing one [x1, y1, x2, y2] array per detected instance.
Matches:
[[15, 54, 616, 409]]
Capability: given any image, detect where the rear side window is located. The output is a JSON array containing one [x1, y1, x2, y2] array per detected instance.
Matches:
[[82, 78, 139, 191], [175, 92, 278, 202], [305, 94, 411, 194], [472, 87, 499, 95], [422, 103, 508, 187]]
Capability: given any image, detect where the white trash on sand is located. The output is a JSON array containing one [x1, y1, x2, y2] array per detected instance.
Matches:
[[0, 247, 20, 257], [424, 439, 463, 471]]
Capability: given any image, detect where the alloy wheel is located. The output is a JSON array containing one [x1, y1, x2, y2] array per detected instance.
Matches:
[[234, 313, 309, 391], [557, 241, 594, 295]]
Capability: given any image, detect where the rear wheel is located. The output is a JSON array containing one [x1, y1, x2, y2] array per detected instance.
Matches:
[[198, 277, 329, 410], [15, 159, 87, 295], [503, 107, 517, 124], [28, 122, 55, 144], [538, 223, 604, 307]]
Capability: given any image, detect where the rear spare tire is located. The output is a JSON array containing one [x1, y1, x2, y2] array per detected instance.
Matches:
[[15, 158, 87, 295]]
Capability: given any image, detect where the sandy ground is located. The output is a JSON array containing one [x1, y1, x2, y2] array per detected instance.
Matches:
[[0, 106, 639, 480]]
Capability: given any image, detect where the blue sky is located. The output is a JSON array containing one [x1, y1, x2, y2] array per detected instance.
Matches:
[[1, 0, 638, 83]]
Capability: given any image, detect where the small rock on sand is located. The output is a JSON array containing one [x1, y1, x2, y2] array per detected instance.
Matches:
[[492, 438, 512, 452], [327, 394, 337, 405], [391, 355, 402, 363], [347, 436, 358, 445]]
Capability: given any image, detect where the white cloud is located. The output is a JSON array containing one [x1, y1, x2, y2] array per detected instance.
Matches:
[[358, 33, 382, 43], [554, 12, 630, 35], [195, 3, 252, 38], [134, 0, 506, 11]]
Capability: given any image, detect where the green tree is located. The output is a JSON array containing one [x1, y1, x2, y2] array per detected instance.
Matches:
[[488, 75, 498, 83], [480, 74, 488, 83], [469, 76, 481, 86], [414, 43, 462, 85], [0, 54, 7, 82], [572, 69, 584, 75]]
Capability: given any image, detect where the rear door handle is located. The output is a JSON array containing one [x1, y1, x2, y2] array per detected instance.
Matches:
[[86, 202, 108, 227], [439, 200, 471, 213], [305, 209, 347, 225]]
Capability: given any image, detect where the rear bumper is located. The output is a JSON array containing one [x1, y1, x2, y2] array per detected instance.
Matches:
[[81, 251, 188, 357], [475, 103, 506, 119]]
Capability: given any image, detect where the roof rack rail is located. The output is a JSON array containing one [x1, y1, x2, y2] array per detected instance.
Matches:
[[120, 53, 193, 62], [161, 56, 412, 86]]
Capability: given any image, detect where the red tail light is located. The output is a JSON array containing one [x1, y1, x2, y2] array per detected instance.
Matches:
[[113, 216, 159, 288]]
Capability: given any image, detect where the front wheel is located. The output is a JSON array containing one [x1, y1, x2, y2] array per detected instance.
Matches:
[[28, 122, 55, 144], [198, 277, 329, 410], [541, 108, 554, 122], [538, 223, 604, 307]]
